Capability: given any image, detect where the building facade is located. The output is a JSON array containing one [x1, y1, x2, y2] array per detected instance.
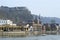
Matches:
[[0, 19, 16, 26]]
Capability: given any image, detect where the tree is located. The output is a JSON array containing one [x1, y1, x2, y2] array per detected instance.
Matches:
[[50, 19, 56, 24], [50, 19, 56, 31]]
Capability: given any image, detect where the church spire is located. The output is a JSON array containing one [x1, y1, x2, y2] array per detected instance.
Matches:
[[38, 14, 41, 24]]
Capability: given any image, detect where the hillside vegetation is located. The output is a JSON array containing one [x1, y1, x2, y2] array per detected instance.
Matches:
[[0, 6, 33, 25], [0, 6, 60, 25]]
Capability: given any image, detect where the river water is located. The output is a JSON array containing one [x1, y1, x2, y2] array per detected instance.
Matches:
[[1, 35, 60, 40]]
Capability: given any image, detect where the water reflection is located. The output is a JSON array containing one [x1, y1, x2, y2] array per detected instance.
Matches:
[[1, 35, 60, 40]]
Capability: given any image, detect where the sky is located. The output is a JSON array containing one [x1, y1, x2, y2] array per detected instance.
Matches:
[[0, 0, 60, 18]]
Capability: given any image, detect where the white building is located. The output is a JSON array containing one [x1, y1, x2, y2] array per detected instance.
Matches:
[[0, 19, 16, 26], [29, 26, 33, 31]]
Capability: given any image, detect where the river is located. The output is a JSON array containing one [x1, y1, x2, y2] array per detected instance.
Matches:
[[1, 35, 60, 40]]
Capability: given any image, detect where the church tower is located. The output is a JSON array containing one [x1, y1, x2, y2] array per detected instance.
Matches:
[[32, 14, 42, 32], [33, 14, 41, 24]]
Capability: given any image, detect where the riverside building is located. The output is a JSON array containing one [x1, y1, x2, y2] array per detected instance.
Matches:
[[0, 19, 16, 26]]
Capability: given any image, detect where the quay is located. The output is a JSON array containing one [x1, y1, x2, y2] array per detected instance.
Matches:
[[0, 31, 42, 37], [0, 31, 29, 37], [0, 31, 59, 37]]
